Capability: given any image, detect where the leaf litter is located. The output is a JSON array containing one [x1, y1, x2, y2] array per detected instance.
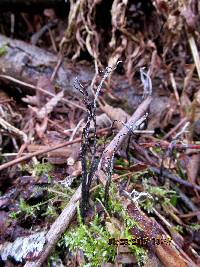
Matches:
[[0, 1, 200, 266]]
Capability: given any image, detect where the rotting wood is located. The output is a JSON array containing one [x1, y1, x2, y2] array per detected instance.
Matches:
[[0, 34, 172, 128], [0, 34, 93, 96], [0, 34, 138, 100], [126, 203, 194, 267]]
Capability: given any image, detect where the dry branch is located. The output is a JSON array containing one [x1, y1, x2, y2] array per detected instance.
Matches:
[[150, 167, 200, 192], [100, 96, 152, 165], [24, 95, 194, 266], [24, 95, 152, 267], [0, 34, 138, 103], [24, 185, 82, 267], [0, 128, 109, 172], [0, 34, 92, 96]]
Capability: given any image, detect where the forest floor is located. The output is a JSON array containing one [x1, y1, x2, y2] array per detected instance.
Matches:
[[0, 1, 200, 266]]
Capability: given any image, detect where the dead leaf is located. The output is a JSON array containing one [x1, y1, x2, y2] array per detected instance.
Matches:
[[37, 91, 64, 120], [181, 5, 198, 30], [35, 117, 48, 139], [22, 95, 39, 106], [116, 250, 137, 264], [106, 217, 122, 237], [101, 102, 130, 130], [91, 113, 112, 129], [105, 222, 120, 237], [36, 76, 56, 106]]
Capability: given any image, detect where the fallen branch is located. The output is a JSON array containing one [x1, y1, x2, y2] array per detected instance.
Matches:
[[24, 185, 82, 267], [24, 96, 152, 267], [0, 74, 86, 111], [188, 34, 200, 80], [100, 96, 152, 168], [150, 167, 200, 192], [0, 117, 27, 143], [20, 98, 194, 266], [141, 141, 200, 150], [126, 203, 192, 267], [0, 34, 139, 108]]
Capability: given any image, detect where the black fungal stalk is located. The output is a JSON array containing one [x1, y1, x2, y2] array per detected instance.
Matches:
[[74, 63, 121, 219], [103, 67, 152, 209]]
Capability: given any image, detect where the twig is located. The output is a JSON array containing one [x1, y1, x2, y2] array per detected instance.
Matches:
[[101, 97, 151, 206], [188, 34, 200, 80], [100, 96, 152, 165], [173, 121, 190, 139], [24, 185, 82, 267], [69, 119, 84, 141], [132, 130, 154, 134], [50, 53, 63, 82], [163, 118, 187, 140], [0, 127, 109, 172], [24, 96, 152, 267], [174, 186, 200, 219], [127, 203, 192, 267], [0, 117, 27, 143], [140, 68, 152, 98], [0, 74, 86, 111], [170, 72, 181, 106], [152, 208, 195, 265], [31, 19, 58, 45], [150, 167, 200, 192], [140, 141, 200, 150]]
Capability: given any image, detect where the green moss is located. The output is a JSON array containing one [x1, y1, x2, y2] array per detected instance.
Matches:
[[188, 224, 200, 231], [150, 146, 162, 154], [170, 195, 178, 207], [9, 197, 47, 220], [19, 161, 54, 180], [63, 184, 147, 266], [142, 179, 177, 211], [140, 198, 154, 213], [96, 135, 113, 146], [114, 157, 129, 168], [0, 43, 7, 56], [172, 225, 184, 234], [64, 209, 116, 267], [32, 162, 54, 177]]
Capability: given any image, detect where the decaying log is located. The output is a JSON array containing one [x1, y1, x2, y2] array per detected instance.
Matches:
[[0, 34, 141, 102], [0, 34, 93, 96], [0, 34, 171, 130]]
